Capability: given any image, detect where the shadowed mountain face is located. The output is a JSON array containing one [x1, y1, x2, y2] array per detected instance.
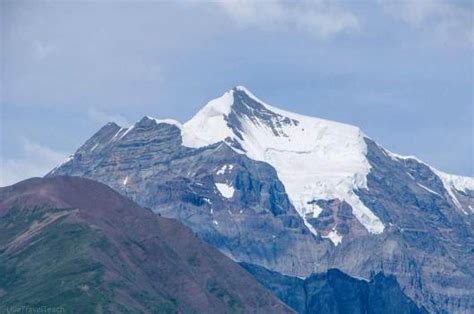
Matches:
[[0, 176, 293, 313], [47, 87, 474, 313], [241, 263, 427, 314]]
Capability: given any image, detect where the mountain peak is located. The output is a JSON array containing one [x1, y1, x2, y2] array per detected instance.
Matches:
[[231, 85, 274, 113], [180, 87, 383, 237], [232, 85, 256, 97], [135, 115, 158, 128], [195, 85, 268, 117], [135, 115, 182, 129], [232, 85, 249, 92]]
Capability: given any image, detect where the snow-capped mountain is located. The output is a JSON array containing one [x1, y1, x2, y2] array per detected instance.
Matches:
[[183, 86, 472, 242], [182, 86, 385, 241], [48, 86, 474, 313]]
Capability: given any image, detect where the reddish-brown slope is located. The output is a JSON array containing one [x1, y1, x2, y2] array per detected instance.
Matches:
[[0, 176, 293, 313]]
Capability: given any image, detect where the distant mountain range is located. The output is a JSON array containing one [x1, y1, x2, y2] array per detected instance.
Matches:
[[42, 86, 473, 313]]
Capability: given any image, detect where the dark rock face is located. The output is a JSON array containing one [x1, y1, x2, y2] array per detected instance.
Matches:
[[0, 176, 293, 313], [226, 89, 299, 140], [306, 199, 368, 238], [241, 263, 427, 314], [47, 118, 332, 276]]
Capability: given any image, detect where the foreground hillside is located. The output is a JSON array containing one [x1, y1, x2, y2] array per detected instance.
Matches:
[[0, 176, 292, 313]]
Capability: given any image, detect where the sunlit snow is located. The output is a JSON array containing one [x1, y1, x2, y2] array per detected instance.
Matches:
[[216, 164, 234, 175], [323, 229, 343, 246], [215, 182, 235, 199]]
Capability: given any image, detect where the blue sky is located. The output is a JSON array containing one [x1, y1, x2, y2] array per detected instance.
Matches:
[[1, 0, 473, 185]]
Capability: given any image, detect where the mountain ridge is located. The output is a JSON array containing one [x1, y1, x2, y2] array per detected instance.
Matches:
[[241, 262, 428, 314], [51, 86, 473, 243]]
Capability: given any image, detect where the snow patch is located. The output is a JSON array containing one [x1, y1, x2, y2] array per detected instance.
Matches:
[[323, 229, 343, 246], [308, 203, 324, 218], [107, 128, 126, 144], [302, 218, 319, 236], [123, 176, 129, 186], [215, 182, 235, 199], [216, 164, 234, 175], [119, 125, 135, 140], [417, 182, 441, 197]]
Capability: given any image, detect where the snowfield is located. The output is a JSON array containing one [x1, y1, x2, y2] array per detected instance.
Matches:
[[215, 182, 235, 199]]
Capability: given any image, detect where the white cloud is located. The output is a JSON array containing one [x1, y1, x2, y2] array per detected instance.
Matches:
[[215, 0, 285, 26], [214, 0, 360, 39], [87, 108, 131, 127], [294, 6, 360, 40], [381, 0, 473, 47], [0, 138, 67, 187]]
